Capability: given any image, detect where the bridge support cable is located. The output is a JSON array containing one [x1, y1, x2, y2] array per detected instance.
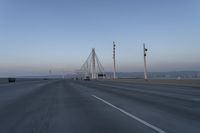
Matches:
[[77, 48, 106, 80]]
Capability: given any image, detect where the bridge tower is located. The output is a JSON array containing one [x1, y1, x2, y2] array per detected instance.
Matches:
[[92, 48, 96, 79], [77, 48, 105, 80]]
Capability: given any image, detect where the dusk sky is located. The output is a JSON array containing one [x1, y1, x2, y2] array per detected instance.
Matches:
[[0, 0, 200, 77]]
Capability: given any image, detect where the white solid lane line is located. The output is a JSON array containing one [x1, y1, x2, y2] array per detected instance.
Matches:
[[92, 95, 166, 133]]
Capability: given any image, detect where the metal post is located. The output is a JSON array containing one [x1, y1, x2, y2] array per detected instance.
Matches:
[[143, 43, 148, 80], [113, 41, 116, 79]]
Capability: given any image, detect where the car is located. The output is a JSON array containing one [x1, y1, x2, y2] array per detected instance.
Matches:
[[8, 78, 16, 83], [84, 76, 90, 81]]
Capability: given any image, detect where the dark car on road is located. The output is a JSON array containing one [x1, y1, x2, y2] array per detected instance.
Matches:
[[8, 78, 16, 83], [84, 76, 90, 81]]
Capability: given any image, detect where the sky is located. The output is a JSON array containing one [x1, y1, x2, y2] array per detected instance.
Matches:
[[0, 0, 200, 77]]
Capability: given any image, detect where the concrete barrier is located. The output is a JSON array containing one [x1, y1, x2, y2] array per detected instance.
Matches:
[[0, 78, 9, 84], [0, 78, 52, 84], [113, 79, 200, 87]]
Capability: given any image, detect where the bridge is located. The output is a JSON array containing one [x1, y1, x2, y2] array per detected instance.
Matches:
[[77, 48, 106, 80]]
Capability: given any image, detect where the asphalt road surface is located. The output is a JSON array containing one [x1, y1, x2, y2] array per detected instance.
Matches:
[[0, 79, 200, 133]]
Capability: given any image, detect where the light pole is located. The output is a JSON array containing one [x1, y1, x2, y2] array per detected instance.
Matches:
[[143, 43, 148, 80], [113, 41, 116, 80]]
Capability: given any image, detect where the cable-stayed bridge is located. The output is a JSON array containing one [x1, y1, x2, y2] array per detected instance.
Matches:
[[76, 48, 105, 79]]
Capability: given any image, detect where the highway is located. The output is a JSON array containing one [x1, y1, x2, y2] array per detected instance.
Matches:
[[0, 79, 199, 133]]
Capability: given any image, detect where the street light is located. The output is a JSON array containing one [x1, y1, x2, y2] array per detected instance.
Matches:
[[113, 41, 116, 79], [143, 43, 148, 81]]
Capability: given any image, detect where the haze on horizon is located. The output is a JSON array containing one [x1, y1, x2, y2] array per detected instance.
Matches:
[[0, 0, 200, 77]]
